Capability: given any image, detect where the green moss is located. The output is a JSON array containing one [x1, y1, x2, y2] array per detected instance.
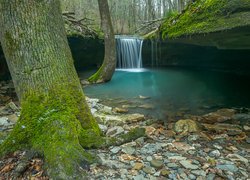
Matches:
[[0, 84, 101, 178], [4, 32, 19, 57], [87, 65, 104, 83], [160, 0, 250, 39]]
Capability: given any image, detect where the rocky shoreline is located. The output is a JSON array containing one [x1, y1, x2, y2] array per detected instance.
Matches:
[[0, 80, 249, 179]]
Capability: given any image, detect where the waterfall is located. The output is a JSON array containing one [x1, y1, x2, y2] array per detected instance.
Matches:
[[116, 36, 143, 69]]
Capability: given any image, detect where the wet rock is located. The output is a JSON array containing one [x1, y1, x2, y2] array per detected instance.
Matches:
[[133, 174, 145, 180], [0, 117, 9, 126], [226, 154, 248, 164], [216, 164, 238, 172], [206, 173, 216, 180], [121, 146, 135, 155], [150, 159, 163, 169], [201, 108, 236, 123], [113, 107, 128, 113], [142, 166, 155, 174], [191, 170, 206, 176], [7, 114, 18, 123], [7, 102, 19, 112], [145, 126, 156, 136], [133, 163, 144, 170], [209, 150, 221, 158], [14, 161, 29, 176], [188, 134, 200, 141], [203, 123, 242, 135], [232, 113, 250, 122], [138, 104, 154, 109], [174, 119, 201, 135], [106, 126, 124, 137], [172, 142, 195, 151], [168, 156, 187, 161], [139, 95, 150, 99], [243, 125, 250, 131], [110, 147, 121, 154], [160, 169, 170, 177], [146, 156, 153, 161], [167, 163, 179, 169], [98, 124, 107, 133], [179, 160, 199, 170], [188, 174, 196, 180]]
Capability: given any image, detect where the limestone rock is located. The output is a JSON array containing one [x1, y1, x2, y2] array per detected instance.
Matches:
[[202, 123, 242, 135], [201, 109, 236, 124], [174, 119, 201, 136]]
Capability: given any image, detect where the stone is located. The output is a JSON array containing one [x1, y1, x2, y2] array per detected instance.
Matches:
[[110, 147, 121, 154], [14, 161, 29, 175], [209, 150, 221, 158], [206, 173, 216, 180], [121, 146, 135, 155], [160, 169, 170, 177], [133, 174, 145, 180], [213, 144, 223, 150], [188, 134, 200, 141], [150, 159, 163, 169], [133, 163, 144, 170], [7, 102, 19, 111], [191, 170, 206, 176], [232, 113, 250, 122], [202, 123, 242, 135], [167, 163, 179, 169], [142, 167, 155, 174], [139, 95, 150, 99], [216, 164, 238, 172], [0, 117, 9, 126], [201, 109, 236, 123], [174, 119, 201, 135], [172, 142, 195, 151], [243, 125, 250, 131], [146, 156, 153, 161], [7, 114, 18, 123], [168, 156, 187, 161], [113, 107, 128, 113], [179, 160, 199, 170], [188, 174, 197, 180], [138, 104, 154, 109], [226, 154, 248, 164], [106, 126, 124, 137], [145, 126, 156, 136], [98, 124, 108, 133]]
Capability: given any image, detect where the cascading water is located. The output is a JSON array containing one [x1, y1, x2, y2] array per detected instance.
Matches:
[[116, 36, 143, 69]]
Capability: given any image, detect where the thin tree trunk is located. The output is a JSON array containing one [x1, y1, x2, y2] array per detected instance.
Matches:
[[88, 0, 116, 83]]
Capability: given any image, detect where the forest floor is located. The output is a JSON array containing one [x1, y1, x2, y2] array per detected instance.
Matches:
[[0, 80, 249, 179]]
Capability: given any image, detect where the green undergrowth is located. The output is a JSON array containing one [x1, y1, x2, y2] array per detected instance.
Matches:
[[160, 0, 250, 39]]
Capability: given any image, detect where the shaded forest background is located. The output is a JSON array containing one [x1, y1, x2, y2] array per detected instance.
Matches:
[[60, 0, 190, 35]]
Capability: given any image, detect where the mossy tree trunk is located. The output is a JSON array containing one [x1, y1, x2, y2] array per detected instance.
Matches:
[[0, 0, 101, 178], [88, 0, 116, 83]]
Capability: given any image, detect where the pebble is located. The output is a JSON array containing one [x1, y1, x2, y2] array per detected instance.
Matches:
[[150, 159, 163, 169], [191, 170, 206, 176], [209, 150, 221, 157], [216, 164, 238, 172], [142, 166, 155, 174], [188, 174, 197, 180], [133, 163, 144, 170], [180, 160, 199, 170], [110, 147, 121, 154], [167, 163, 179, 169]]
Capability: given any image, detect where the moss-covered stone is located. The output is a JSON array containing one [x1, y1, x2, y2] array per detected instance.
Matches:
[[161, 0, 250, 38], [158, 0, 250, 49]]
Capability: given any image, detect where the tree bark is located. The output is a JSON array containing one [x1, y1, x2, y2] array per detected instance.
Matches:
[[88, 0, 116, 83], [0, 0, 101, 178]]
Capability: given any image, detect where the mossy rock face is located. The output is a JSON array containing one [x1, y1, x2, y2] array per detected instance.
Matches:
[[159, 0, 250, 49]]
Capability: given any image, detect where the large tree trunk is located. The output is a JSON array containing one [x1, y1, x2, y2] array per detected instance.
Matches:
[[0, 0, 101, 178], [88, 0, 116, 83]]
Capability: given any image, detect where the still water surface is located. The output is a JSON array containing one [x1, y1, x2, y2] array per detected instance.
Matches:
[[80, 68, 250, 120]]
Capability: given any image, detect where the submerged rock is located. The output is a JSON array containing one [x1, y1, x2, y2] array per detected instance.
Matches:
[[174, 119, 201, 135], [201, 109, 236, 124], [202, 123, 242, 135], [179, 160, 199, 170]]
